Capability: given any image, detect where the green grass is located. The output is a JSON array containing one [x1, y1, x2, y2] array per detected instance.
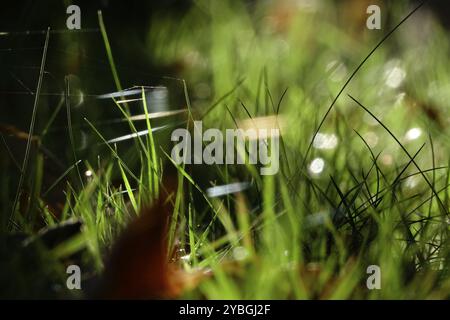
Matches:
[[1, 0, 450, 299]]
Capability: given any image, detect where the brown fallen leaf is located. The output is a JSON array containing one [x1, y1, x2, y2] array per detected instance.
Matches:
[[96, 177, 205, 299]]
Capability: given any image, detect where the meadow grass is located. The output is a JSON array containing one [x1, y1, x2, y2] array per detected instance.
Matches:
[[1, 0, 450, 299]]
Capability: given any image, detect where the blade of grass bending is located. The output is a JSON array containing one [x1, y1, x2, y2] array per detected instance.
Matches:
[[141, 87, 159, 198], [29, 151, 44, 226], [41, 97, 64, 138], [348, 94, 448, 217], [51, 233, 87, 259], [427, 133, 436, 220], [118, 159, 138, 213], [200, 78, 245, 120], [43, 160, 82, 197], [9, 28, 50, 229], [97, 11, 123, 95], [84, 118, 143, 188]]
